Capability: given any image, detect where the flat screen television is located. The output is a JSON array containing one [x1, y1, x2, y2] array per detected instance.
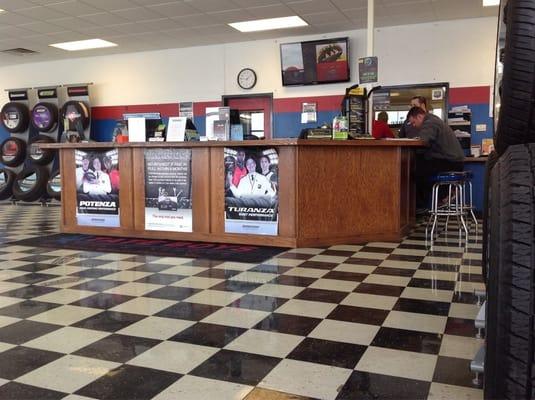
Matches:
[[280, 37, 350, 86]]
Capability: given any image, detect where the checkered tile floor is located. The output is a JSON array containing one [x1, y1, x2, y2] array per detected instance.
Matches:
[[0, 203, 485, 400]]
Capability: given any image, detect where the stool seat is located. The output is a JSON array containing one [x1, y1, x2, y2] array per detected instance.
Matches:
[[431, 171, 467, 182]]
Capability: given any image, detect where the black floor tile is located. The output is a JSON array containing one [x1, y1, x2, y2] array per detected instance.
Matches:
[[386, 254, 425, 262], [69, 279, 125, 292], [249, 264, 293, 274], [397, 244, 427, 250], [0, 382, 66, 400], [190, 349, 280, 386], [71, 269, 117, 279], [134, 273, 185, 285], [253, 313, 321, 336], [121, 255, 164, 264], [0, 346, 63, 379], [67, 259, 115, 268], [169, 322, 246, 347], [269, 275, 316, 287], [433, 356, 482, 388], [320, 250, 355, 257], [393, 298, 450, 316], [12, 263, 56, 273], [0, 320, 61, 345], [418, 263, 459, 272], [6, 273, 57, 284], [74, 334, 161, 363], [211, 280, 263, 293], [144, 286, 201, 301], [182, 259, 225, 268], [156, 302, 221, 321], [354, 283, 405, 297], [229, 294, 288, 312], [452, 292, 479, 305], [16, 255, 58, 264], [76, 364, 181, 400], [371, 327, 442, 354], [194, 268, 242, 279], [0, 300, 61, 318], [277, 253, 312, 260], [408, 278, 456, 291], [322, 271, 367, 282], [70, 293, 135, 309], [73, 311, 145, 332], [327, 305, 389, 326], [458, 273, 484, 283], [427, 251, 463, 258], [336, 371, 430, 400], [360, 246, 393, 253], [344, 257, 383, 266], [288, 338, 366, 369], [0, 285, 59, 299], [444, 317, 479, 337], [462, 259, 482, 267], [130, 264, 175, 273], [298, 261, 339, 270], [372, 267, 415, 277], [294, 288, 348, 304]]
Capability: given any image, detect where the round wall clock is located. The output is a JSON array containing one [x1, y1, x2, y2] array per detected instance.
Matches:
[[237, 68, 257, 89]]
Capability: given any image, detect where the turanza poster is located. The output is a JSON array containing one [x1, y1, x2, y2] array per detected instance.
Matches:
[[144, 148, 192, 232], [75, 149, 120, 227], [224, 147, 278, 235]]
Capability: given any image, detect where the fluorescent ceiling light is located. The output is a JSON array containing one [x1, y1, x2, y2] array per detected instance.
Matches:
[[0, 9, 5, 13], [50, 39, 117, 51], [483, 0, 500, 6], [229, 16, 308, 32]]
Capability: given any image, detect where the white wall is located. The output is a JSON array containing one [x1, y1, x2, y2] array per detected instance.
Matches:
[[0, 16, 497, 106]]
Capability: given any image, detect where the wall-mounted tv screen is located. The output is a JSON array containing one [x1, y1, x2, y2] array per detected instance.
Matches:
[[280, 37, 350, 86]]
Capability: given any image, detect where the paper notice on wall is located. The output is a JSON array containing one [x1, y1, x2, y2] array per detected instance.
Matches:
[[128, 117, 146, 142], [166, 117, 187, 142], [179, 102, 194, 120]]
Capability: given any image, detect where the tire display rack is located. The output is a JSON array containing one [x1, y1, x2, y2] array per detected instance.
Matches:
[[0, 84, 92, 203], [482, 1, 535, 399]]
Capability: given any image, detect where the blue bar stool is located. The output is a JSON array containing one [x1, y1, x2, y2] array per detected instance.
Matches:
[[425, 171, 469, 245]]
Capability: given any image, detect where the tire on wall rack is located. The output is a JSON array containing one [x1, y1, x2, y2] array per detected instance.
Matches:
[[27, 135, 56, 165], [0, 168, 15, 200], [1, 102, 29, 133], [484, 143, 535, 400], [12, 165, 49, 202], [60, 100, 90, 131], [494, 0, 535, 155], [31, 102, 58, 132], [481, 151, 499, 283], [0, 137, 26, 167], [46, 169, 61, 200]]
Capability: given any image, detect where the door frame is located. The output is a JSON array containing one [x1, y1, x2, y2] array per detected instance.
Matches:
[[222, 93, 274, 139]]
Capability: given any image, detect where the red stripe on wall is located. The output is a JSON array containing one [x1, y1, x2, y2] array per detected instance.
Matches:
[[193, 101, 221, 117], [273, 95, 344, 113], [92, 103, 179, 120], [449, 86, 490, 105]]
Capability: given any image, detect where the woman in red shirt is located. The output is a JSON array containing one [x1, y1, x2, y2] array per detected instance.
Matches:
[[372, 111, 395, 139]]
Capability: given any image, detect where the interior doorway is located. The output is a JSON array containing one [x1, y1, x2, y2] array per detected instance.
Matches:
[[222, 93, 273, 139]]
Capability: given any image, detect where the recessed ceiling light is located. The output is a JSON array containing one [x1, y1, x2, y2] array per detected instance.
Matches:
[[0, 9, 5, 13], [229, 16, 308, 33], [483, 0, 500, 6], [50, 39, 117, 51]]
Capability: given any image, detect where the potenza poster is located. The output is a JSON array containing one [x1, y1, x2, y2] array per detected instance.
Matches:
[[224, 147, 279, 235], [144, 148, 192, 232], [75, 149, 120, 227]]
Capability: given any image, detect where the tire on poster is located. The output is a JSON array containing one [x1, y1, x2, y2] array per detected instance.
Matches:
[[12, 165, 49, 202]]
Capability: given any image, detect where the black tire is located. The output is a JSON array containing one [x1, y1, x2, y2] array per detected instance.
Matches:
[[60, 101, 90, 131], [482, 151, 499, 283], [0, 168, 15, 200], [1, 102, 29, 133], [31, 102, 58, 132], [0, 137, 26, 167], [12, 165, 49, 202], [484, 143, 535, 400], [494, 0, 535, 155], [27, 135, 56, 165], [47, 169, 61, 200]]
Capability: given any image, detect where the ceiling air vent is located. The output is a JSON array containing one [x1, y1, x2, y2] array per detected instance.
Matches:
[[1, 48, 38, 55]]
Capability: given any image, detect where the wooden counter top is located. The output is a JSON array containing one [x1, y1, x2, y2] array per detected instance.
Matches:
[[41, 138, 425, 149]]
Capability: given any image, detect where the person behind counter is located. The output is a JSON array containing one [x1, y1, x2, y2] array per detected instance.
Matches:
[[399, 96, 428, 138], [372, 111, 395, 139], [407, 106, 464, 210]]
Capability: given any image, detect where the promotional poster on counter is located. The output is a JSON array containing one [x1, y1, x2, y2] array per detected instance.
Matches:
[[75, 149, 120, 228], [224, 147, 279, 235], [144, 148, 192, 232]]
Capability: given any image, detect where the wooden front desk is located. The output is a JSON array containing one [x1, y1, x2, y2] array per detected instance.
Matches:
[[43, 139, 424, 248]]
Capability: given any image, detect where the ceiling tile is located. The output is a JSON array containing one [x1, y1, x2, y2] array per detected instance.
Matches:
[[331, 0, 367, 10], [79, 12, 129, 26], [188, 0, 240, 13], [81, 0, 139, 11], [146, 2, 200, 18], [19, 21, 66, 34], [49, 16, 98, 30], [171, 13, 219, 28], [14, 6, 67, 20], [0, 0, 36, 11], [208, 9, 256, 23], [301, 10, 351, 24], [247, 3, 296, 19], [0, 12, 36, 25], [112, 6, 164, 21], [47, 1, 103, 17], [286, 0, 338, 14]]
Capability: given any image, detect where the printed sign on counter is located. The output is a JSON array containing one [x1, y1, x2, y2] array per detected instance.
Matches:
[[75, 149, 120, 227], [224, 147, 279, 236], [144, 148, 192, 232]]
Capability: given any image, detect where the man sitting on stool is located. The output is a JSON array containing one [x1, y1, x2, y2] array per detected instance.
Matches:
[[407, 106, 465, 211]]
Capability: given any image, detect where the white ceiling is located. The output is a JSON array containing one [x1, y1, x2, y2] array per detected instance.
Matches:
[[0, 0, 498, 65]]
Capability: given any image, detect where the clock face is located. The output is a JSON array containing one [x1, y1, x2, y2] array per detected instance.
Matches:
[[238, 68, 257, 89]]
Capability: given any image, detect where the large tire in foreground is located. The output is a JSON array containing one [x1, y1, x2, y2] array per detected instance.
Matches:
[[482, 151, 499, 283], [494, 0, 535, 155], [0, 168, 15, 200], [12, 165, 49, 202], [484, 143, 535, 400]]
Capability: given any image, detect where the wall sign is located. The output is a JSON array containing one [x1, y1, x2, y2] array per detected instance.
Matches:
[[358, 56, 378, 84]]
